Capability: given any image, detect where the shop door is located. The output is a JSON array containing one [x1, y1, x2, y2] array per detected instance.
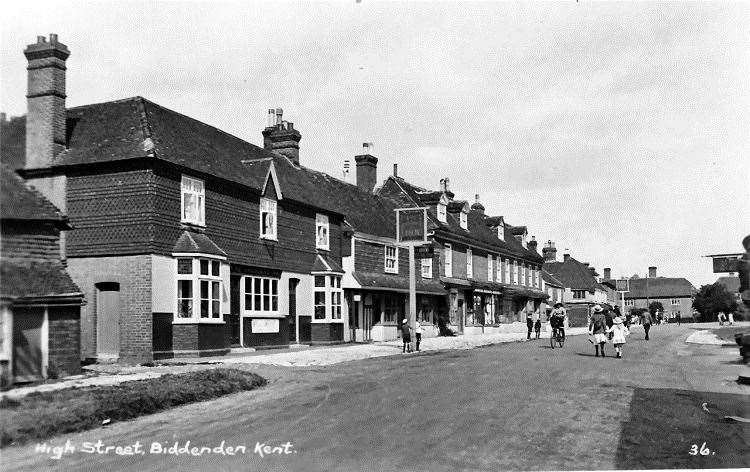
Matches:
[[12, 307, 45, 382], [96, 283, 121, 359], [288, 278, 299, 343]]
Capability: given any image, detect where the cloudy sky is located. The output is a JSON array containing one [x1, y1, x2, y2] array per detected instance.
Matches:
[[2, 1, 748, 287]]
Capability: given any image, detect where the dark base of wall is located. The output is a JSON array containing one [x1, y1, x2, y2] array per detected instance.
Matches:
[[310, 340, 346, 346], [153, 348, 230, 360]]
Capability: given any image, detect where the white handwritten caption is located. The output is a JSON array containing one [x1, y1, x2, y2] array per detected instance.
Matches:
[[34, 440, 297, 460], [688, 442, 715, 456]]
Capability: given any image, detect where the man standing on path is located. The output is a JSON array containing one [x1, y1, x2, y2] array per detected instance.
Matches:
[[415, 320, 422, 351], [401, 319, 412, 353], [526, 311, 534, 340], [641, 310, 653, 340]]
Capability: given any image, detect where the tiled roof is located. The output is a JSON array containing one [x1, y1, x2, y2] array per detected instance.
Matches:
[[715, 276, 740, 294], [379, 176, 542, 263], [541, 269, 564, 287], [311, 254, 344, 273], [353, 271, 446, 295], [0, 260, 82, 300], [0, 165, 67, 223], [624, 277, 696, 299], [172, 231, 227, 257], [543, 256, 600, 291]]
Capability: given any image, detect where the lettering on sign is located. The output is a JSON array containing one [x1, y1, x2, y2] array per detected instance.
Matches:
[[397, 209, 426, 243], [251, 319, 279, 333], [712, 257, 740, 273], [615, 279, 629, 292]]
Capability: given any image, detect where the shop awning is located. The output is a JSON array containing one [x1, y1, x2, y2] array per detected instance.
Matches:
[[504, 286, 549, 300], [352, 272, 446, 295]]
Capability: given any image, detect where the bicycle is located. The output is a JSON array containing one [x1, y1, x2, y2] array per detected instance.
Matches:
[[550, 326, 565, 349]]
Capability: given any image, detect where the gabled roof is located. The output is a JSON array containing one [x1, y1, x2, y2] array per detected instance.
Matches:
[[541, 269, 564, 288], [378, 176, 542, 263], [625, 277, 696, 299], [0, 165, 68, 225], [543, 256, 601, 291], [0, 260, 82, 301]]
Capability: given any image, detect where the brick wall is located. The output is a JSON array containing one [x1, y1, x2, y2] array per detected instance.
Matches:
[[47, 306, 81, 377], [66, 255, 152, 363]]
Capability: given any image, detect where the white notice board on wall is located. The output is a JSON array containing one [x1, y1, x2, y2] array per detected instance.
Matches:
[[252, 319, 279, 333]]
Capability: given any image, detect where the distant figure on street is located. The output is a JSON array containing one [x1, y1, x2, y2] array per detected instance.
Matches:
[[534, 317, 541, 339], [641, 310, 653, 340], [589, 305, 608, 357], [401, 319, 412, 353], [718, 311, 726, 326], [526, 311, 534, 340], [728, 312, 735, 326], [675, 311, 681, 326], [608, 316, 630, 359], [415, 320, 422, 351]]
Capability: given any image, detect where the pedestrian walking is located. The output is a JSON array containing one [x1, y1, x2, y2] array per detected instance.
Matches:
[[728, 312, 735, 326], [401, 319, 412, 353], [526, 311, 534, 340], [415, 320, 422, 351], [589, 305, 608, 357], [608, 316, 630, 358], [718, 311, 725, 326], [641, 310, 653, 340], [534, 318, 541, 339]]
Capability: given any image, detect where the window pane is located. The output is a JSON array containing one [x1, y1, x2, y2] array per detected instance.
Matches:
[[272, 295, 278, 312], [177, 258, 193, 274], [263, 279, 270, 296], [314, 305, 326, 320], [263, 294, 270, 311], [245, 294, 252, 311], [178, 299, 192, 318], [245, 277, 252, 293], [200, 259, 209, 275], [212, 301, 220, 318], [329, 275, 335, 287], [212, 261, 220, 276], [254, 278, 261, 294], [315, 276, 325, 287], [335, 277, 341, 288], [201, 300, 209, 318], [212, 281, 220, 301], [271, 279, 278, 296], [315, 292, 326, 305], [254, 294, 261, 310], [178, 280, 192, 298], [200, 280, 209, 298]]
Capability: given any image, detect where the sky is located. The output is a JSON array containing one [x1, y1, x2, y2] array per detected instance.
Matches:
[[2, 1, 748, 287]]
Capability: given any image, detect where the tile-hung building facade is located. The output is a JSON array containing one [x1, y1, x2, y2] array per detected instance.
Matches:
[[541, 241, 609, 326], [13, 36, 350, 363], [377, 178, 547, 335], [622, 267, 696, 320]]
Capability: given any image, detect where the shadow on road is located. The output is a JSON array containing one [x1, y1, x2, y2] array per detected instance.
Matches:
[[615, 387, 749, 469]]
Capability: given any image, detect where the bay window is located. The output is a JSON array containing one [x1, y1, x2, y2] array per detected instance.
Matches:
[[175, 257, 223, 322], [313, 275, 343, 321], [181, 176, 205, 226]]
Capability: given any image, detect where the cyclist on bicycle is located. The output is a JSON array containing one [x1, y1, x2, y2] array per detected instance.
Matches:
[[550, 303, 567, 341]]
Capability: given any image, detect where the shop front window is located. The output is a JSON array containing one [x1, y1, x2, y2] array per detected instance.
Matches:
[[243, 276, 279, 314]]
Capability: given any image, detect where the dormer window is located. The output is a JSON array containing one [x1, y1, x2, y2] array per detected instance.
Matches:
[[316, 213, 329, 250], [459, 211, 468, 230], [260, 197, 277, 240], [497, 225, 504, 241], [437, 203, 447, 223], [181, 175, 205, 226]]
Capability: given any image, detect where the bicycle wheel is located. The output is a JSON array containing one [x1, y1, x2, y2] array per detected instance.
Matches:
[[557, 334, 564, 348], [550, 330, 555, 349]]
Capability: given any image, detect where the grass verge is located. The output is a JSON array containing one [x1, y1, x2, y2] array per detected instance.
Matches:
[[711, 326, 749, 343], [0, 368, 266, 447]]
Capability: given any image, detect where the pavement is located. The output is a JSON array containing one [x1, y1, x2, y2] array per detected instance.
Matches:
[[2, 324, 748, 471]]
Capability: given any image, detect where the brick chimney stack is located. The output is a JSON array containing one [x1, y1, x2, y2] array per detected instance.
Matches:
[[470, 194, 485, 215], [648, 266, 657, 278], [543, 240, 557, 262], [24, 34, 69, 169], [603, 268, 611, 280], [262, 108, 301, 164], [527, 235, 538, 253], [355, 143, 377, 193], [563, 253, 570, 262]]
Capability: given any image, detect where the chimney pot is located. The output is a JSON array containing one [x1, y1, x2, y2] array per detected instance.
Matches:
[[603, 268, 611, 280], [37, 35, 46, 43], [262, 108, 301, 164], [563, 253, 570, 262], [648, 266, 657, 278], [50, 33, 58, 43], [393, 163, 398, 177]]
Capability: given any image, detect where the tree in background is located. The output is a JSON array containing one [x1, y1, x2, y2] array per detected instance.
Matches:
[[692, 283, 738, 322], [648, 301, 664, 317]]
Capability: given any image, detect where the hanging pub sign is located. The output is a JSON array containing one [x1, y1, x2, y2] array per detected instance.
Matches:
[[395, 207, 428, 245], [711, 256, 742, 273], [615, 279, 629, 292]]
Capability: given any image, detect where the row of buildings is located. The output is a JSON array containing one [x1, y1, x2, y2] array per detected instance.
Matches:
[[0, 35, 695, 385]]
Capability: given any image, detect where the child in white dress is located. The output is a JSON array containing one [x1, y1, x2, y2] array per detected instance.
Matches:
[[608, 316, 630, 359]]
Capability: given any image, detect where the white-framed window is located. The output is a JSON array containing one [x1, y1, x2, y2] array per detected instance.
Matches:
[[497, 225, 504, 241], [176, 257, 223, 322], [460, 211, 468, 230], [421, 257, 433, 279], [316, 213, 329, 250], [625, 299, 635, 307], [573, 290, 586, 299], [384, 245, 398, 274], [487, 255, 493, 282], [243, 276, 279, 314], [444, 243, 453, 277], [259, 197, 277, 240], [496, 257, 502, 282], [466, 248, 473, 278], [382, 293, 401, 324], [437, 203, 447, 223], [670, 298, 679, 305], [181, 175, 205, 226], [313, 274, 343, 321]]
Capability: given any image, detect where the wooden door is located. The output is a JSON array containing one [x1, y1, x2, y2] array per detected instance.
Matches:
[[12, 307, 45, 382], [96, 283, 120, 359]]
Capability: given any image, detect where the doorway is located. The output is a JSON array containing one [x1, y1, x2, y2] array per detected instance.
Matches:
[[12, 307, 45, 382], [96, 282, 120, 360]]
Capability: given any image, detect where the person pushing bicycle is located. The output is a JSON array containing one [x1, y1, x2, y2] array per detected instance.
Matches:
[[550, 303, 567, 341]]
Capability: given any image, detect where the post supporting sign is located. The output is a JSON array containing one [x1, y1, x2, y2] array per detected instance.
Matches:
[[615, 278, 629, 315], [395, 207, 429, 352]]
